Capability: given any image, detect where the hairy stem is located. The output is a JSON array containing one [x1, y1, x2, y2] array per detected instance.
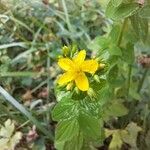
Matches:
[[137, 69, 149, 92]]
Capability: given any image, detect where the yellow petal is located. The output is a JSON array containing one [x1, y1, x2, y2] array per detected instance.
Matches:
[[81, 59, 98, 74], [58, 58, 74, 71], [73, 50, 86, 65], [57, 72, 75, 85], [75, 72, 89, 91]]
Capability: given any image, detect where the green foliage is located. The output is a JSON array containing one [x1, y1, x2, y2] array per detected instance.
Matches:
[[55, 119, 79, 142], [106, 0, 141, 20], [79, 114, 102, 140], [0, 0, 150, 149], [139, 5, 150, 18]]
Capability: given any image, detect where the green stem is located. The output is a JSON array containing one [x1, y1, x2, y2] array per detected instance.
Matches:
[[137, 69, 149, 92], [117, 18, 128, 46], [46, 47, 51, 126], [127, 65, 132, 95]]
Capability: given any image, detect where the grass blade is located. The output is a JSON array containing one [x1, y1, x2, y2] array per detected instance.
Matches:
[[0, 86, 54, 140]]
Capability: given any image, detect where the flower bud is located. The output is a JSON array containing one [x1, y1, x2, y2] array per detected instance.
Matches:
[[99, 63, 105, 69], [66, 82, 73, 91], [74, 87, 79, 94], [71, 45, 77, 57], [87, 88, 96, 98], [62, 46, 69, 56], [94, 75, 100, 83]]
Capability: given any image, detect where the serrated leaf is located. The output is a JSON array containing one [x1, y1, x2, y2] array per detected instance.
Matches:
[[52, 98, 78, 121], [105, 123, 142, 150], [109, 131, 123, 150], [112, 3, 140, 20], [55, 119, 79, 142], [121, 122, 142, 148], [55, 90, 71, 102], [105, 129, 128, 150], [139, 5, 150, 18], [79, 114, 102, 139], [64, 132, 84, 150]]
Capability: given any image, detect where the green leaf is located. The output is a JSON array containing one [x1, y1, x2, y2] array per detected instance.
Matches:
[[55, 119, 79, 142], [109, 25, 121, 44], [139, 18, 148, 41], [129, 88, 141, 100], [109, 45, 122, 56], [79, 114, 102, 139], [108, 101, 128, 117], [122, 43, 134, 64], [139, 5, 150, 18], [52, 98, 79, 121], [106, 1, 116, 18], [97, 86, 112, 105], [55, 88, 71, 102], [55, 141, 65, 150], [63, 132, 84, 150], [55, 133, 83, 150], [88, 36, 110, 51], [130, 15, 148, 42], [112, 3, 140, 20], [112, 0, 123, 7], [107, 64, 119, 85]]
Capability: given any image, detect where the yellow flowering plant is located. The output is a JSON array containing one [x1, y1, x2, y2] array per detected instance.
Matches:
[[51, 46, 128, 150], [57, 50, 99, 91]]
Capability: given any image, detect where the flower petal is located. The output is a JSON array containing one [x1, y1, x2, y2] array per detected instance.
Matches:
[[58, 58, 74, 71], [75, 72, 89, 91], [73, 50, 86, 65], [57, 72, 75, 85], [81, 59, 98, 74]]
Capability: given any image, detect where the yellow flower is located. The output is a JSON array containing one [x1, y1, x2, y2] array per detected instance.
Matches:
[[57, 50, 98, 91]]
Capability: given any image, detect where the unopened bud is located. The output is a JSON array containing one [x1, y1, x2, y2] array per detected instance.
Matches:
[[58, 55, 63, 59], [99, 63, 105, 69], [94, 75, 100, 83], [62, 46, 69, 56], [87, 88, 96, 99], [66, 82, 73, 91], [71, 45, 77, 56], [74, 87, 79, 94]]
